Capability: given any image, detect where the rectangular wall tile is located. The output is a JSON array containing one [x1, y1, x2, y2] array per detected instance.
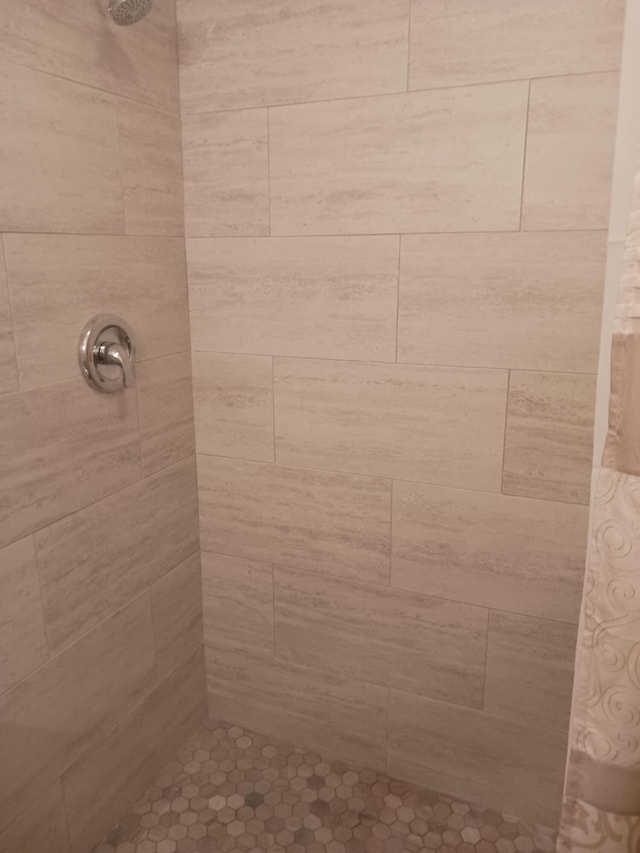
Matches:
[[409, 0, 624, 90], [0, 595, 156, 830], [0, 379, 140, 548], [275, 359, 508, 491], [151, 554, 203, 679], [0, 536, 48, 695], [198, 455, 391, 584], [392, 481, 588, 623], [503, 371, 596, 504], [398, 231, 606, 372], [187, 236, 399, 361], [0, 783, 69, 853], [0, 60, 123, 234], [274, 566, 487, 707], [522, 72, 619, 230], [182, 109, 269, 237], [202, 552, 274, 655], [387, 691, 567, 826], [4, 235, 190, 389], [484, 611, 577, 731], [35, 457, 198, 654], [269, 82, 528, 235], [0, 241, 18, 395], [192, 351, 274, 461], [206, 645, 387, 770]]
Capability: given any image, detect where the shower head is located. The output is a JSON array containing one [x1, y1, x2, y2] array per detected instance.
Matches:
[[108, 0, 152, 25]]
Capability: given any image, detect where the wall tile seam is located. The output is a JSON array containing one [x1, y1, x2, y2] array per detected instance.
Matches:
[[0, 233, 21, 391], [183, 228, 609, 239]]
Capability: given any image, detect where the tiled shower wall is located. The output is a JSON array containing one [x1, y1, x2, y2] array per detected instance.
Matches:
[[178, 0, 624, 828], [0, 3, 204, 852]]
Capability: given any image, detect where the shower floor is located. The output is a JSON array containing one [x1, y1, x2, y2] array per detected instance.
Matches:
[[93, 719, 556, 853]]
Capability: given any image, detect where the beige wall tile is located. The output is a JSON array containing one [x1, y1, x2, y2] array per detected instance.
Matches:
[[206, 645, 387, 770], [274, 566, 487, 707], [409, 0, 624, 90], [0, 242, 18, 395], [522, 72, 619, 230], [187, 236, 399, 361], [118, 98, 184, 236], [275, 359, 508, 491], [398, 231, 606, 372], [137, 352, 195, 475], [392, 481, 588, 624], [202, 552, 274, 655], [485, 611, 577, 731], [503, 371, 596, 504], [387, 691, 567, 826], [0, 536, 48, 695], [35, 458, 199, 653], [192, 352, 274, 461], [0, 379, 140, 548], [182, 109, 269, 237], [151, 554, 203, 679], [0, 60, 123, 234], [269, 82, 528, 235], [178, 0, 410, 113], [198, 455, 391, 584], [0, 594, 156, 830], [0, 783, 69, 853], [4, 235, 190, 389]]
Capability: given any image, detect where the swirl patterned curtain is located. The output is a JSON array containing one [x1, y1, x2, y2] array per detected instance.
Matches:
[[557, 170, 640, 852]]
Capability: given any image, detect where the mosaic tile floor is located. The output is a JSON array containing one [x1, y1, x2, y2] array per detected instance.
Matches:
[[93, 720, 556, 853]]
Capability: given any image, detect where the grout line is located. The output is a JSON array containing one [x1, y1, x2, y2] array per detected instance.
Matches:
[[27, 533, 52, 659], [395, 235, 402, 363], [184, 227, 608, 239], [518, 81, 532, 230], [481, 608, 491, 711], [271, 563, 277, 657], [388, 481, 394, 586], [271, 356, 277, 463], [500, 370, 512, 493], [0, 234, 22, 391]]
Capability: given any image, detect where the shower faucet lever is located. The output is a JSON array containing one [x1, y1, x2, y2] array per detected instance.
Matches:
[[78, 314, 136, 394], [95, 340, 135, 387]]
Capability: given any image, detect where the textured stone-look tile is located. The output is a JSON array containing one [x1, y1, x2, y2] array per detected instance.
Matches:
[[485, 612, 577, 731], [0, 242, 18, 395], [392, 481, 588, 624], [151, 554, 203, 680], [409, 0, 624, 90], [0, 536, 48, 695], [270, 82, 528, 235], [192, 352, 274, 461], [202, 552, 274, 655], [388, 691, 567, 826], [0, 783, 69, 853], [0, 60, 122, 234], [35, 457, 198, 653], [274, 566, 487, 707], [118, 98, 184, 236], [522, 72, 619, 230], [178, 0, 410, 113], [182, 109, 269, 237], [398, 231, 606, 372], [275, 358, 508, 491], [198, 455, 391, 582], [0, 379, 140, 548], [4, 235, 190, 389], [503, 371, 596, 504], [206, 646, 387, 769], [187, 236, 399, 361], [137, 352, 195, 475], [0, 595, 155, 830], [62, 647, 206, 853]]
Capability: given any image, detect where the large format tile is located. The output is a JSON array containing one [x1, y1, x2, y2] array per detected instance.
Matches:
[[0, 536, 48, 695], [503, 371, 596, 504], [187, 236, 399, 361], [522, 73, 619, 230], [205, 645, 387, 770], [0, 379, 140, 548], [35, 458, 198, 654], [0, 242, 18, 395], [151, 554, 203, 679], [0, 595, 156, 830], [274, 359, 508, 490], [192, 351, 274, 461], [178, 0, 410, 113], [274, 566, 487, 707], [409, 0, 624, 90], [182, 109, 269, 237], [398, 231, 606, 372], [269, 83, 528, 235], [4, 235, 190, 389], [198, 455, 391, 584], [0, 783, 69, 853], [392, 481, 588, 623]]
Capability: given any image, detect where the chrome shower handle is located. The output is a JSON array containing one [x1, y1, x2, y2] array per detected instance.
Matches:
[[78, 314, 136, 393], [95, 340, 135, 388]]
